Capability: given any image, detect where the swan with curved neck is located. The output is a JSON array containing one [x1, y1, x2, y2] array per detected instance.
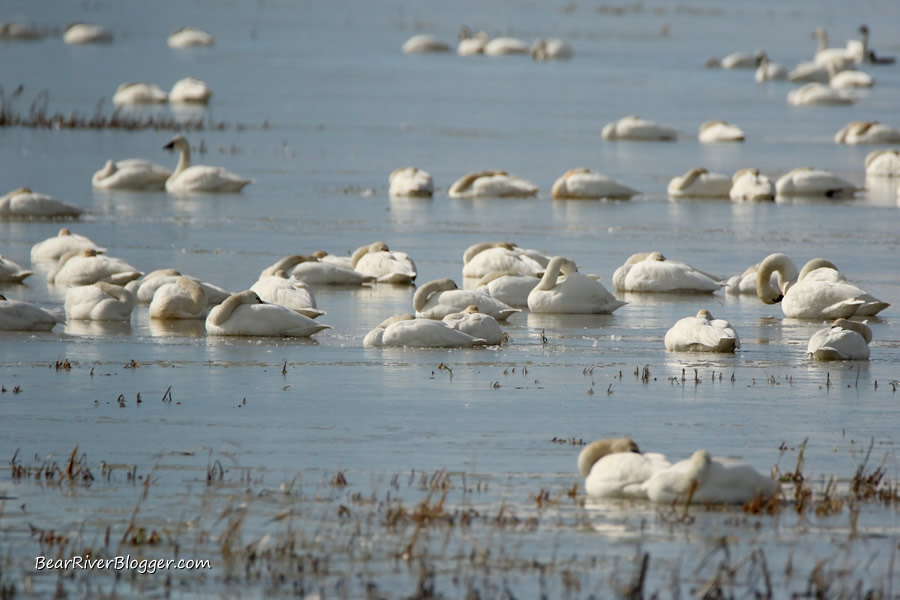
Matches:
[[578, 438, 675, 500], [730, 168, 775, 202], [527, 256, 625, 314], [475, 271, 539, 308], [64, 282, 136, 321], [149, 276, 208, 320], [808, 318, 872, 361], [664, 309, 740, 353], [413, 278, 518, 321], [448, 170, 538, 198], [261, 254, 374, 285], [163, 134, 251, 194], [351, 241, 417, 283], [577, 438, 640, 477], [835, 121, 900, 145], [205, 290, 330, 337], [774, 167, 858, 197], [92, 158, 172, 190]]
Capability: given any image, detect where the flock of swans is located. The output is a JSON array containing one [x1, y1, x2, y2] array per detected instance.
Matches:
[[403, 26, 573, 61]]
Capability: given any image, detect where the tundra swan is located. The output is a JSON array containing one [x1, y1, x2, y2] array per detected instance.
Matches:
[[527, 256, 625, 314], [112, 82, 168, 105], [414, 278, 518, 321], [551, 168, 638, 200], [126, 269, 229, 304], [169, 78, 213, 104], [808, 319, 872, 361], [756, 253, 889, 318], [787, 83, 855, 106], [775, 167, 857, 197], [168, 27, 214, 48], [0, 256, 31, 283], [667, 167, 732, 198], [829, 67, 874, 89], [847, 25, 894, 65], [834, 121, 900, 145], [48, 249, 141, 286], [250, 271, 322, 318], [351, 241, 416, 284], [789, 60, 836, 84], [755, 53, 788, 82], [865, 149, 900, 176], [65, 282, 135, 321], [531, 38, 573, 61], [601, 116, 677, 141], [149, 276, 208, 320], [389, 167, 433, 197], [402, 35, 449, 54], [92, 159, 171, 190], [1, 188, 82, 219], [698, 120, 745, 143], [726, 259, 798, 295], [163, 134, 251, 194], [261, 255, 375, 285], [457, 27, 487, 56], [729, 169, 775, 202], [363, 313, 486, 347], [475, 272, 539, 307], [462, 242, 545, 278], [578, 438, 671, 500], [449, 170, 538, 198], [63, 23, 112, 44], [812, 28, 854, 68], [483, 37, 529, 56], [442, 305, 504, 344], [664, 309, 739, 352], [31, 229, 104, 263], [0, 23, 43, 40], [312, 250, 353, 269], [612, 252, 720, 293], [643, 450, 778, 504], [206, 290, 330, 337], [0, 295, 63, 331], [720, 50, 764, 69]]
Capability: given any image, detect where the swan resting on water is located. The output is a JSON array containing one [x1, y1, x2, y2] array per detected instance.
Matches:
[[363, 313, 487, 347], [612, 252, 720, 293], [808, 318, 872, 361], [163, 134, 252, 194], [527, 256, 625, 314], [205, 290, 330, 337], [664, 309, 739, 353]]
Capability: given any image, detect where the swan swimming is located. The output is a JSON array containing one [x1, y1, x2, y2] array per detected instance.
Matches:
[[169, 78, 213, 104], [206, 290, 330, 337], [389, 167, 433, 197], [729, 169, 775, 202], [834, 121, 900, 145], [667, 167, 732, 198], [527, 256, 625, 314], [402, 34, 450, 54], [698, 120, 745, 143], [163, 134, 252, 194], [250, 271, 323, 318], [449, 171, 538, 198], [363, 313, 486, 347], [112, 82, 168, 105], [775, 167, 858, 197], [442, 305, 505, 345], [261, 255, 375, 285], [351, 241, 417, 284], [551, 168, 638, 200], [1, 188, 83, 219], [808, 319, 872, 361], [168, 27, 215, 48], [92, 159, 172, 191], [612, 252, 721, 293], [601, 116, 677, 141], [531, 38, 573, 61], [578, 438, 671, 500], [462, 242, 545, 278], [64, 282, 135, 321], [413, 278, 518, 321], [63, 23, 112, 44], [0, 295, 63, 331], [664, 309, 740, 353], [475, 272, 539, 308], [864, 150, 900, 177], [787, 83, 855, 106], [31, 229, 105, 263], [755, 53, 789, 82], [0, 256, 31, 283], [149, 276, 208, 320]]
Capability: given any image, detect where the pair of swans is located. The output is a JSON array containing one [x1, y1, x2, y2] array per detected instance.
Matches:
[[92, 159, 171, 191], [206, 290, 330, 337], [601, 116, 677, 142], [698, 120, 745, 143], [163, 134, 251, 194], [1, 188, 83, 219], [551, 169, 638, 200], [462, 242, 548, 278], [729, 169, 775, 202], [261, 255, 374, 285], [389, 167, 434, 197], [414, 278, 518, 321], [48, 249, 141, 287], [455, 28, 529, 56], [756, 253, 889, 319], [168, 27, 214, 48], [363, 312, 487, 347], [0, 256, 31, 283], [0, 295, 63, 331], [834, 121, 900, 145], [31, 229, 105, 263], [351, 242, 417, 284], [449, 171, 538, 198], [250, 271, 323, 319], [65, 282, 135, 321], [667, 167, 732, 198], [865, 150, 900, 177], [114, 79, 212, 105], [526, 257, 625, 314], [612, 252, 721, 293], [808, 319, 872, 361], [63, 23, 112, 44], [774, 168, 858, 197], [664, 309, 739, 353], [578, 438, 778, 504]]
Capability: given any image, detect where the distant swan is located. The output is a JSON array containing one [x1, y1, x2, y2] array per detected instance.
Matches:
[[808, 319, 872, 361], [31, 228, 104, 263], [1, 188, 82, 219], [457, 27, 487, 56], [812, 28, 854, 68], [63, 23, 112, 44], [449, 170, 538, 198], [729, 169, 775, 202], [250, 271, 323, 318], [0, 255, 31, 283], [462, 242, 545, 278], [531, 38, 573, 61], [206, 290, 330, 337], [865, 149, 900, 176], [402, 34, 450, 54], [261, 255, 375, 285], [698, 120, 745, 143], [163, 134, 251, 193], [527, 256, 625, 314], [413, 278, 518, 321], [578, 438, 671, 500], [0, 23, 43, 41], [475, 272, 539, 307], [65, 282, 135, 321], [834, 121, 900, 145], [112, 82, 168, 105], [351, 241, 417, 284], [168, 27, 214, 48], [48, 249, 141, 286], [775, 167, 857, 197], [363, 313, 486, 347], [92, 159, 171, 190], [848, 25, 894, 65], [389, 167, 433, 197], [149, 276, 208, 320], [719, 50, 764, 69], [483, 37, 529, 56], [551, 168, 638, 200], [787, 83, 855, 106], [601, 115, 677, 141], [612, 252, 720, 293], [0, 295, 63, 331], [664, 309, 739, 352], [667, 167, 732, 198], [442, 305, 505, 345], [755, 53, 788, 81], [169, 77, 212, 104], [643, 450, 778, 504]]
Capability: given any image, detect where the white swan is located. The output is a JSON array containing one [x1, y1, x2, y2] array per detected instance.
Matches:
[[483, 36, 529, 56], [48, 249, 142, 286], [65, 282, 135, 321], [578, 438, 671, 500], [169, 78, 213, 104], [756, 253, 890, 318], [551, 168, 638, 200], [643, 450, 778, 504], [813, 28, 854, 68], [667, 167, 732, 198], [612, 252, 721, 293], [775, 167, 858, 197], [401, 34, 450, 54], [250, 271, 322, 318], [206, 290, 330, 337], [788, 60, 837, 84], [527, 256, 625, 314], [0, 295, 63, 331], [531, 38, 573, 61], [787, 83, 855, 106], [829, 66, 874, 89], [92, 159, 172, 190], [261, 255, 375, 285], [0, 256, 31, 283], [475, 272, 539, 308], [168, 27, 215, 48], [31, 229, 104, 263], [834, 121, 900, 145], [729, 168, 775, 202], [363, 313, 486, 347], [113, 83, 168, 105], [601, 115, 677, 141], [1, 188, 82, 219], [755, 53, 788, 82], [720, 50, 764, 69], [0, 23, 43, 40], [126, 269, 229, 304], [63, 23, 112, 44], [726, 259, 798, 295], [389, 167, 433, 197], [351, 242, 417, 284], [448, 170, 538, 198], [163, 134, 251, 194], [149, 276, 208, 320], [808, 318, 872, 361], [865, 149, 900, 176], [664, 309, 739, 353], [312, 250, 353, 269], [462, 242, 545, 278], [442, 305, 504, 344], [414, 278, 518, 321], [698, 120, 745, 143], [457, 27, 488, 56]]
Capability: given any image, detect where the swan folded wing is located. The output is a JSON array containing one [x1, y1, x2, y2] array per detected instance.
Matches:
[[473, 175, 538, 197], [206, 303, 329, 336], [808, 327, 870, 360], [0, 300, 64, 331], [356, 251, 417, 283], [289, 261, 375, 285], [381, 319, 487, 347], [622, 261, 720, 293], [480, 274, 539, 307], [585, 452, 670, 499], [169, 166, 251, 193], [565, 174, 637, 199]]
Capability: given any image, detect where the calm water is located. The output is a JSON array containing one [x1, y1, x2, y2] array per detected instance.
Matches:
[[2, 0, 900, 597]]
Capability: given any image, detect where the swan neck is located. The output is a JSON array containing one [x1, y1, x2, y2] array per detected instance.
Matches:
[[535, 257, 565, 291], [209, 292, 246, 326], [463, 242, 495, 264], [351, 244, 370, 268], [757, 254, 795, 303], [413, 280, 442, 311], [174, 143, 190, 175]]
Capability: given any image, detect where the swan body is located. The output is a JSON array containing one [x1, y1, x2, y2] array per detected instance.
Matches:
[[0, 295, 63, 331], [163, 134, 251, 193], [612, 252, 720, 293], [578, 438, 672, 500], [755, 53, 789, 81], [834, 121, 900, 145], [442, 305, 504, 345], [813, 28, 854, 68], [363, 313, 486, 347], [206, 290, 330, 337], [729, 168, 775, 202], [31, 229, 104, 263], [483, 37, 529, 56], [402, 35, 450, 54], [808, 319, 872, 361], [720, 50, 763, 69], [126, 269, 229, 304], [63, 23, 112, 44], [168, 27, 214, 48], [351, 242, 417, 284], [64, 282, 135, 321], [113, 82, 168, 105], [664, 309, 739, 352], [643, 450, 778, 504], [92, 159, 172, 190], [788, 61, 834, 84], [667, 167, 732, 198], [457, 27, 488, 56], [775, 167, 857, 197], [865, 150, 900, 176], [787, 83, 855, 106], [312, 250, 353, 269], [698, 120, 745, 143], [389, 167, 433, 197], [48, 250, 141, 286], [601, 116, 677, 141], [149, 276, 208, 320], [250, 272, 322, 318], [527, 257, 625, 314], [475, 272, 539, 307], [449, 170, 538, 198], [462, 242, 545, 278], [531, 38, 573, 61], [0, 188, 82, 219], [551, 168, 638, 200], [261, 255, 375, 285], [0, 256, 32, 282], [169, 78, 212, 104], [414, 278, 518, 321], [830, 68, 874, 89]]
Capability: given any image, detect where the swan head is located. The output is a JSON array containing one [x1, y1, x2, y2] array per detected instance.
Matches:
[[59, 228, 71, 236], [462, 305, 479, 314], [577, 437, 641, 476], [558, 258, 578, 275], [0, 294, 7, 301], [163, 134, 189, 152], [272, 269, 289, 279], [832, 318, 873, 344], [687, 449, 713, 482], [82, 249, 99, 257], [696, 309, 714, 320]]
